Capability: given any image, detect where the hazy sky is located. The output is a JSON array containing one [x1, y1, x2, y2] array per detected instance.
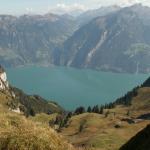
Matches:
[[0, 0, 149, 15]]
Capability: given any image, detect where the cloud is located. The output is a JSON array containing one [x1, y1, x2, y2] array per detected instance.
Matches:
[[117, 0, 150, 7], [24, 0, 150, 15], [119, 0, 140, 5], [25, 7, 33, 14], [115, 0, 150, 6], [48, 3, 88, 14], [86, 0, 149, 7], [57, 3, 87, 11]]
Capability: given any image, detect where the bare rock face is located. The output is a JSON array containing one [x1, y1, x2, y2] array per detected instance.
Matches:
[[0, 65, 9, 90]]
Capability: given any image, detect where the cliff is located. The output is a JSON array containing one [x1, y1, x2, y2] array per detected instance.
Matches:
[[0, 65, 9, 90]]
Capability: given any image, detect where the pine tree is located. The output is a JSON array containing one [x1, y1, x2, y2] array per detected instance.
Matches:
[[99, 106, 104, 114], [95, 105, 99, 113], [92, 105, 99, 113], [87, 106, 92, 113], [92, 106, 96, 113], [74, 106, 85, 115], [30, 108, 35, 116]]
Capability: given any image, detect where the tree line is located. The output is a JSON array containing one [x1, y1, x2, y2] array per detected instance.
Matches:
[[51, 85, 142, 130]]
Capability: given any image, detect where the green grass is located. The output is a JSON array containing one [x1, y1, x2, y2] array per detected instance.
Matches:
[[61, 95, 150, 150], [29, 113, 57, 125]]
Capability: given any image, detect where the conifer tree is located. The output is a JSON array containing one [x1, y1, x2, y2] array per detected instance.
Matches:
[[92, 106, 96, 112], [99, 106, 104, 114], [87, 106, 92, 113], [30, 108, 35, 116], [74, 106, 85, 115], [92, 105, 99, 113], [94, 105, 99, 113], [105, 110, 110, 118]]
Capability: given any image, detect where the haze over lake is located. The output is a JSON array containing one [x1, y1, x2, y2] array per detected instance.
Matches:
[[6, 66, 149, 110]]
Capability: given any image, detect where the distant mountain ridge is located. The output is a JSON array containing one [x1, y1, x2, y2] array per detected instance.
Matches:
[[56, 4, 150, 73], [0, 13, 77, 67], [77, 5, 120, 26], [0, 5, 150, 73]]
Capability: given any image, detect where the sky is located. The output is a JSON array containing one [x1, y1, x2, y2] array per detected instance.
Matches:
[[0, 0, 149, 15]]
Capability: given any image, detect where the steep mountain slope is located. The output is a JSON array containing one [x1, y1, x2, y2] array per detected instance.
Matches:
[[114, 76, 150, 114], [0, 65, 63, 115], [119, 124, 150, 150], [11, 87, 63, 115], [77, 5, 120, 26], [57, 4, 150, 73], [0, 14, 77, 67]]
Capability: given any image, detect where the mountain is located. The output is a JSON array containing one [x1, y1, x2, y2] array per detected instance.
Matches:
[[77, 5, 120, 26], [0, 14, 77, 67], [119, 124, 150, 150], [56, 4, 150, 73], [11, 87, 63, 115], [0, 5, 150, 73]]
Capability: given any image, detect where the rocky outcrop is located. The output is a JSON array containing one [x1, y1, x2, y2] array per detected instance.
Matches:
[[0, 65, 9, 90]]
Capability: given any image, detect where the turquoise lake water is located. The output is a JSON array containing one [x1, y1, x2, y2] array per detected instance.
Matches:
[[6, 66, 149, 110]]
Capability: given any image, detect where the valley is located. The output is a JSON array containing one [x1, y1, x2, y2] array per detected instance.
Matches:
[[0, 2, 150, 150], [0, 60, 149, 150], [6, 66, 149, 110]]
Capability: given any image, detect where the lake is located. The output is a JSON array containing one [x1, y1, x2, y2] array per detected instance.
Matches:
[[6, 66, 149, 110]]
